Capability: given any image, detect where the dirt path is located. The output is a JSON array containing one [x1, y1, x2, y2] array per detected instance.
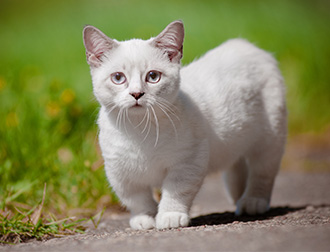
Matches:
[[3, 172, 330, 251]]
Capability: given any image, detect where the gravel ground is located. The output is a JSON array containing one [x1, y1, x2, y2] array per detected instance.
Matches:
[[2, 171, 330, 252]]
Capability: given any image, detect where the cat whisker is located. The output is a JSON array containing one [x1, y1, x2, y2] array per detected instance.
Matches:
[[105, 102, 118, 114], [141, 108, 150, 134], [135, 108, 149, 129], [141, 108, 152, 143], [104, 100, 115, 107], [126, 108, 134, 126], [115, 109, 120, 129], [157, 100, 181, 123], [157, 96, 179, 112], [123, 108, 130, 136], [116, 108, 124, 130], [150, 106, 160, 147], [155, 102, 178, 141], [157, 97, 181, 124]]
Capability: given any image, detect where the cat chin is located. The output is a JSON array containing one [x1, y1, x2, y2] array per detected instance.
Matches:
[[128, 105, 147, 115]]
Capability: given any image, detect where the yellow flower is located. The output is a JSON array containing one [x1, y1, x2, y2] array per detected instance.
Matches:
[[60, 89, 75, 105], [6, 112, 19, 128], [0, 76, 6, 91], [46, 101, 61, 118]]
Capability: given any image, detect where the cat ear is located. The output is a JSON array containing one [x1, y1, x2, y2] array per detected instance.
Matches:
[[152, 20, 184, 63], [83, 25, 118, 67]]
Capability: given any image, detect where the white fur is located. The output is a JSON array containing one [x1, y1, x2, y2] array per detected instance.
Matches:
[[83, 21, 287, 230]]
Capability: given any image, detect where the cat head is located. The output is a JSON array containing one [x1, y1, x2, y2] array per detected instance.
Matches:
[[83, 21, 184, 116]]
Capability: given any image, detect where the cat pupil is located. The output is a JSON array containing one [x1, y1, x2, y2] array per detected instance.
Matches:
[[146, 71, 160, 83], [115, 73, 122, 80], [150, 72, 156, 80], [110, 72, 126, 85]]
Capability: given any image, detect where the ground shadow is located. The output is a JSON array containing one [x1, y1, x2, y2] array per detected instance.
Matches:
[[190, 206, 304, 227]]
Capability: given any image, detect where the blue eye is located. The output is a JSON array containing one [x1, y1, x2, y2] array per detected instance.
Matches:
[[111, 72, 126, 85], [146, 70, 161, 84]]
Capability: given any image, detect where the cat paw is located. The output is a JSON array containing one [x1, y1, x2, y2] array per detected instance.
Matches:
[[156, 212, 189, 229], [235, 197, 270, 216], [129, 214, 155, 230]]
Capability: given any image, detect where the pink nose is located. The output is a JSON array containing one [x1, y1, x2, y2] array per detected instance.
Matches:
[[130, 92, 145, 100]]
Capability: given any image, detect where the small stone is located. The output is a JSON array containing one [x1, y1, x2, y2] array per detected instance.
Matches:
[[306, 206, 315, 212]]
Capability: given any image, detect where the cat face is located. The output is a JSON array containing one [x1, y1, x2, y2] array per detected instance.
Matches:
[[83, 21, 184, 117]]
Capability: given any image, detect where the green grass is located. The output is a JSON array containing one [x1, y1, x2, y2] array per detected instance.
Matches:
[[1, 206, 87, 244], [0, 184, 86, 244], [0, 0, 330, 243], [0, 212, 84, 244]]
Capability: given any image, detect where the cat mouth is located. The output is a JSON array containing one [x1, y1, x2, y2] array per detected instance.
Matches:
[[133, 98, 147, 107], [129, 103, 146, 114], [131, 102, 143, 108]]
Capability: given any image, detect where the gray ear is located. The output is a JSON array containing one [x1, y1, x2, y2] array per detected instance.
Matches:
[[83, 25, 118, 67], [152, 20, 184, 63]]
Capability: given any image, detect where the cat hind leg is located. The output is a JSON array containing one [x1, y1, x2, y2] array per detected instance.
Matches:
[[235, 142, 284, 216], [222, 157, 248, 205]]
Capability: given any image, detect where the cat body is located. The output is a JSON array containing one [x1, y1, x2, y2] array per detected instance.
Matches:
[[83, 21, 287, 230]]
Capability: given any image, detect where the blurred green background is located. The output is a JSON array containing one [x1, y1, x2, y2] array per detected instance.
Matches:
[[1, 0, 329, 215]]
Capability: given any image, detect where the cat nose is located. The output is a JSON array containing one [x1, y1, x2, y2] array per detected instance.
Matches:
[[130, 92, 145, 100]]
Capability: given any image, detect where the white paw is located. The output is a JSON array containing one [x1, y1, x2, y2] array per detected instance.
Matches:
[[156, 212, 189, 229], [129, 214, 155, 230], [235, 197, 270, 216]]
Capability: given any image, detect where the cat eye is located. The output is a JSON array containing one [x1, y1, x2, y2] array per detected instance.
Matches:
[[146, 70, 161, 84], [111, 72, 126, 85]]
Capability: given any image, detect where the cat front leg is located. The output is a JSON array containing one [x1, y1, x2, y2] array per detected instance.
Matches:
[[111, 181, 158, 230], [156, 165, 206, 229], [128, 188, 158, 230], [130, 213, 156, 230]]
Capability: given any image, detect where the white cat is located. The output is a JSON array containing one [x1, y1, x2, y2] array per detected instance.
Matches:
[[83, 20, 287, 230]]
